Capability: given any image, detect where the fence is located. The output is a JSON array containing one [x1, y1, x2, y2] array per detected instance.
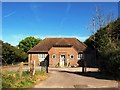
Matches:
[[2, 61, 48, 77]]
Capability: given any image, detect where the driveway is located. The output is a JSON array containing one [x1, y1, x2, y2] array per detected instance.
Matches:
[[34, 67, 118, 88]]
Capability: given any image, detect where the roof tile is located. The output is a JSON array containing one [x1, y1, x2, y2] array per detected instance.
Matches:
[[28, 38, 87, 53]]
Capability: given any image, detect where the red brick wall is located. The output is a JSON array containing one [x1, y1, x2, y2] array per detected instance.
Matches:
[[28, 47, 80, 67], [48, 47, 79, 67]]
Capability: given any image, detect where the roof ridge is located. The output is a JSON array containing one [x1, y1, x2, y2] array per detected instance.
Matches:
[[28, 37, 87, 53]]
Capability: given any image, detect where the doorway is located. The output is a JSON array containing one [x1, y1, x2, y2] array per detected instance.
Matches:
[[60, 54, 66, 67]]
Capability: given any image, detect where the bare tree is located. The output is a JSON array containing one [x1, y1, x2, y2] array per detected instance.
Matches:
[[90, 5, 114, 35], [89, 5, 115, 48], [86, 5, 115, 70]]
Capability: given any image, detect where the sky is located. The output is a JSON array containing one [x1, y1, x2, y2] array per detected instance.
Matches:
[[2, 2, 118, 46]]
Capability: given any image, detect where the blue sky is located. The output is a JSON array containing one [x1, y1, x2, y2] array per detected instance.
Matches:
[[2, 2, 118, 46]]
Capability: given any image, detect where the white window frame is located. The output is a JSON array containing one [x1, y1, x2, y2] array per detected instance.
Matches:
[[52, 54, 56, 59], [38, 54, 46, 59], [70, 54, 74, 59], [78, 53, 83, 59]]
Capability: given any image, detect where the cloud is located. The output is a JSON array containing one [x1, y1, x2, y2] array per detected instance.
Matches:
[[4, 11, 15, 18]]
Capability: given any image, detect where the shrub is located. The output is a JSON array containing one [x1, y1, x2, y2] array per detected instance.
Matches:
[[101, 49, 120, 77]]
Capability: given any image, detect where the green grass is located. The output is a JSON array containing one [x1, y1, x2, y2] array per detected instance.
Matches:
[[2, 70, 48, 88]]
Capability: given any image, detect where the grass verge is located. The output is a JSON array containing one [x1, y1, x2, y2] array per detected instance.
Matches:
[[1, 70, 48, 88]]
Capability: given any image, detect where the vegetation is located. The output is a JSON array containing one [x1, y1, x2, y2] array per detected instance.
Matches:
[[0, 40, 2, 55], [1, 36, 42, 65], [2, 41, 28, 65], [2, 70, 48, 88], [85, 18, 120, 77], [1, 36, 47, 88], [18, 36, 42, 53]]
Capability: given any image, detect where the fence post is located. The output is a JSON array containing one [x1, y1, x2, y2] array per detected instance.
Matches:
[[33, 60, 35, 76], [19, 62, 23, 79], [30, 60, 35, 76]]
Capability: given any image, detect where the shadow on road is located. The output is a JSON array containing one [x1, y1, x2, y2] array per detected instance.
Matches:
[[58, 70, 116, 80]]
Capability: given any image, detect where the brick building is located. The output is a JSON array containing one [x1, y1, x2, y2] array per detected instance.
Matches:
[[28, 38, 87, 67]]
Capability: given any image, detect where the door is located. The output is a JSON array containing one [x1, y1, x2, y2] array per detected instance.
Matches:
[[60, 55, 65, 67]]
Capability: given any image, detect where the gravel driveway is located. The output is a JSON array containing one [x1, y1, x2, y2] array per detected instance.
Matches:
[[34, 67, 118, 88]]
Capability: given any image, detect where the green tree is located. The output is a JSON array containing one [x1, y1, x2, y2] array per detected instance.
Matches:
[[18, 36, 42, 53], [2, 41, 27, 65], [85, 18, 120, 77]]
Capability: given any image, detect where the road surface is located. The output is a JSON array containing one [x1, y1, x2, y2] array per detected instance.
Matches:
[[34, 67, 118, 88]]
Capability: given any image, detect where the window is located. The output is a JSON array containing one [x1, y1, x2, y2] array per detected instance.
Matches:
[[78, 54, 83, 59], [70, 54, 74, 59], [52, 54, 56, 59], [38, 54, 46, 59]]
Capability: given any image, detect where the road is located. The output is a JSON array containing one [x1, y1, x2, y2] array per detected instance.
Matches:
[[34, 67, 118, 88]]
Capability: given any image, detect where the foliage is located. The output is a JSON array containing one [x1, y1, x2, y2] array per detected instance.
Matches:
[[2, 41, 27, 65], [102, 49, 120, 77], [85, 18, 120, 77], [0, 40, 2, 55], [84, 35, 95, 50], [18, 36, 42, 53], [2, 70, 48, 88], [2, 36, 42, 65]]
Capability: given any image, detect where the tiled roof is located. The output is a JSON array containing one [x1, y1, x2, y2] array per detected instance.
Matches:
[[28, 38, 87, 53]]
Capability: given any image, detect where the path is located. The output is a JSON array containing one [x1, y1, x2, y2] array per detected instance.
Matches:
[[34, 67, 118, 88]]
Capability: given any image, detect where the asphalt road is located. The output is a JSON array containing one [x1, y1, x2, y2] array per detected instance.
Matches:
[[34, 67, 118, 88]]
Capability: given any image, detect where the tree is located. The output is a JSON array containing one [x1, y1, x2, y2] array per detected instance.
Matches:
[[85, 18, 120, 77], [85, 5, 120, 77], [18, 36, 42, 53], [87, 6, 115, 49], [85, 5, 117, 70], [2, 41, 27, 65]]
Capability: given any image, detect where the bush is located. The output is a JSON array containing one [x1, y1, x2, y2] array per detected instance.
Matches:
[[101, 49, 120, 77]]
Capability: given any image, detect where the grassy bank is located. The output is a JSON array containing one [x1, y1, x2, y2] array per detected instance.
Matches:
[[2, 70, 48, 88]]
